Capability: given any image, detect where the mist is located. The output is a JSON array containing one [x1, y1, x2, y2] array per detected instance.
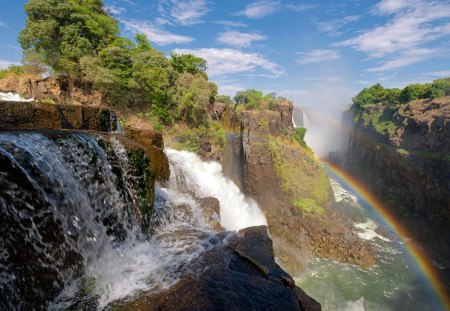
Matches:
[[280, 80, 356, 158]]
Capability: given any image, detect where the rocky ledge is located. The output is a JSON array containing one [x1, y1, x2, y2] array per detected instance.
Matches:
[[113, 226, 321, 311]]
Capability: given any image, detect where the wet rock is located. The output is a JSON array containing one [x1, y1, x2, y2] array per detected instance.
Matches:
[[125, 127, 169, 182], [113, 227, 321, 311], [0, 101, 120, 132], [196, 197, 223, 232]]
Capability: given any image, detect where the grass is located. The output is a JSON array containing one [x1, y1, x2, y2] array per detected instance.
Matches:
[[294, 198, 325, 215]]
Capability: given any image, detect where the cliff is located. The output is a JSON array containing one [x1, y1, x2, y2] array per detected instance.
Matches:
[[212, 102, 375, 275], [344, 96, 450, 270]]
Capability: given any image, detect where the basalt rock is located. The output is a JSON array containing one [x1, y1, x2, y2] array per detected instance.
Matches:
[[112, 226, 321, 311], [236, 106, 375, 275], [0, 101, 121, 132], [0, 75, 103, 106], [344, 96, 450, 285]]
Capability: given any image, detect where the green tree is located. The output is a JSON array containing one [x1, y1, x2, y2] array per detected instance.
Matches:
[[170, 53, 207, 76], [215, 95, 233, 104], [19, 0, 118, 75]]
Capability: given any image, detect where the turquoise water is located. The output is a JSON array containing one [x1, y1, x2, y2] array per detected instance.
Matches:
[[296, 177, 445, 311]]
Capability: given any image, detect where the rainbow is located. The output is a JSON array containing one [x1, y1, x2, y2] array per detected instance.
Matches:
[[323, 161, 450, 311]]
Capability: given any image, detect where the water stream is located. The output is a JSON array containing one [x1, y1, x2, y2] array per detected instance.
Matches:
[[296, 176, 444, 311]]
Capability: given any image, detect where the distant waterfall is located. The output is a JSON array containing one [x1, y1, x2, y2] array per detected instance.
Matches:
[[302, 110, 311, 129]]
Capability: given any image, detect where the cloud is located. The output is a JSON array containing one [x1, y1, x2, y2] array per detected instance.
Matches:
[[426, 70, 450, 77], [374, 0, 422, 14], [366, 48, 438, 72], [0, 59, 20, 69], [160, 0, 209, 26], [236, 0, 313, 19], [122, 20, 194, 46], [296, 49, 340, 64], [217, 84, 246, 96], [317, 15, 360, 36], [337, 1, 450, 58], [214, 20, 248, 28], [216, 31, 266, 48], [0, 21, 6, 27], [237, 0, 281, 19], [172, 48, 284, 77], [105, 5, 126, 15]]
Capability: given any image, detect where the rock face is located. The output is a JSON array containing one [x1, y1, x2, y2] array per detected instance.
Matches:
[[0, 130, 156, 310], [216, 102, 375, 276], [0, 75, 103, 106], [344, 97, 450, 273], [0, 101, 121, 132], [113, 226, 321, 311]]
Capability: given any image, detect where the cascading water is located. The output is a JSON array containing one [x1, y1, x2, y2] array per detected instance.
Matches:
[[165, 149, 267, 231], [0, 92, 33, 102], [0, 133, 266, 310], [0, 132, 220, 310]]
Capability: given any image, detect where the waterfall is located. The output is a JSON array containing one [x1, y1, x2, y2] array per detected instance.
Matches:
[[165, 149, 267, 231], [0, 92, 34, 102], [0, 132, 219, 310], [302, 110, 311, 129], [292, 114, 298, 128]]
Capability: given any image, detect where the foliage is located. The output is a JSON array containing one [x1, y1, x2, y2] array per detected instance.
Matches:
[[293, 127, 309, 149], [19, 0, 119, 75], [234, 89, 263, 109], [215, 95, 233, 104], [174, 73, 217, 127], [169, 52, 207, 77], [352, 78, 450, 108]]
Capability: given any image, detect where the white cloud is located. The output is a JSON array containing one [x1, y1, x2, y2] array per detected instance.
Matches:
[[172, 48, 284, 77], [426, 70, 450, 77], [297, 49, 340, 64], [0, 59, 20, 69], [105, 5, 126, 15], [0, 21, 6, 27], [337, 1, 450, 58], [214, 20, 248, 28], [366, 48, 437, 72], [216, 31, 266, 48], [160, 0, 209, 26], [122, 20, 194, 46], [217, 84, 246, 96], [237, 0, 281, 19], [374, 0, 422, 14], [317, 15, 360, 36]]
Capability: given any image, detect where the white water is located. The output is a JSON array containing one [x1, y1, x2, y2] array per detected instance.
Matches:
[[303, 110, 311, 129], [292, 114, 298, 128], [354, 219, 391, 242], [0, 92, 33, 102], [165, 149, 267, 231]]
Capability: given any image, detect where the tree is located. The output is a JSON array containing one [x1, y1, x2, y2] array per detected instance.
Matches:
[[215, 95, 233, 104], [19, 0, 118, 75], [169, 53, 207, 76]]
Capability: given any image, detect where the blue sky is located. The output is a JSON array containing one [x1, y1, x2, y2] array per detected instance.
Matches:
[[1, 0, 450, 110]]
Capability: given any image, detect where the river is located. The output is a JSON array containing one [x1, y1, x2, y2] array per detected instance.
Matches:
[[296, 174, 445, 311]]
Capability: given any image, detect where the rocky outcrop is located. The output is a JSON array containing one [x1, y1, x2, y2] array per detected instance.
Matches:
[[0, 75, 103, 106], [112, 226, 321, 311], [344, 97, 450, 274], [216, 103, 375, 275], [125, 127, 169, 181], [0, 101, 121, 132]]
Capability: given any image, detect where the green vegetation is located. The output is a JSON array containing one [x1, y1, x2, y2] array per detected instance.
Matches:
[[293, 127, 309, 150], [269, 137, 331, 214], [353, 78, 450, 108], [294, 198, 325, 215], [171, 122, 226, 153], [13, 0, 217, 128]]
